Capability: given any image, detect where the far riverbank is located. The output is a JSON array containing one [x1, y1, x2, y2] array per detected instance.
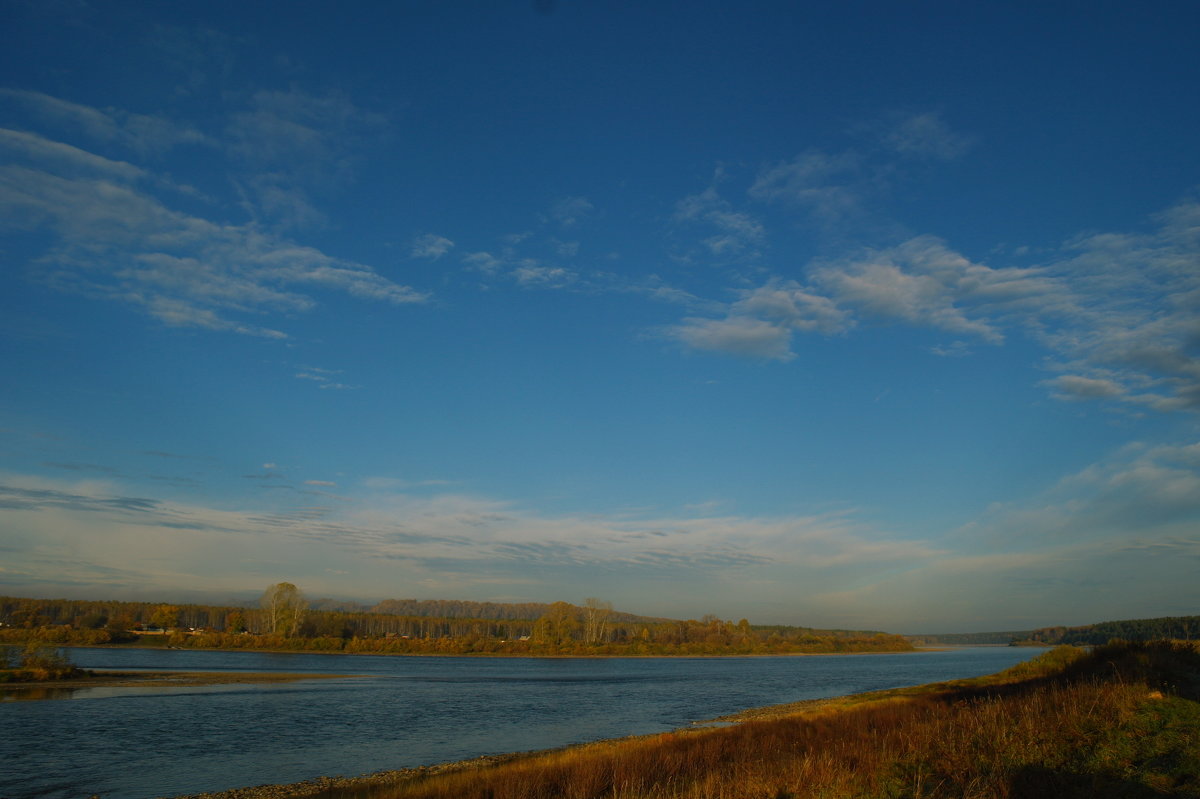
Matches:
[[2, 670, 358, 691], [1, 627, 917, 659]]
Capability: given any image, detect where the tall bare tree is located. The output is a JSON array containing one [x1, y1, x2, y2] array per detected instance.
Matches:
[[583, 597, 612, 644], [260, 582, 307, 636]]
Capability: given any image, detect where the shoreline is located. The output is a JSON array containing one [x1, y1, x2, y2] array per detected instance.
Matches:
[[0, 670, 361, 691], [163, 686, 921, 799], [161, 650, 1016, 799], [54, 641, 931, 659]]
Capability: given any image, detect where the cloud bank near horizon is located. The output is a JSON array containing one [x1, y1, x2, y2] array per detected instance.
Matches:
[[3, 436, 1196, 631]]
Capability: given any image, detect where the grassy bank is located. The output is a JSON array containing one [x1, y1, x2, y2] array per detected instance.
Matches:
[[203, 640, 1197, 799]]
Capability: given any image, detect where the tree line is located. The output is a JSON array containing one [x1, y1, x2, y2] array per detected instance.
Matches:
[[0, 589, 915, 656], [904, 615, 1200, 647], [1014, 615, 1200, 646]]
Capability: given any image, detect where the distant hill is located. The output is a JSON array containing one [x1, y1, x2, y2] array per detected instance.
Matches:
[[753, 623, 895, 639], [905, 631, 1033, 646], [1016, 615, 1200, 646], [908, 614, 1200, 647], [368, 598, 668, 624]]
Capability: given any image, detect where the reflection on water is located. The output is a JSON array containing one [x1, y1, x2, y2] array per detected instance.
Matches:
[[1, 684, 80, 701], [1, 681, 264, 702], [0, 646, 1041, 799]]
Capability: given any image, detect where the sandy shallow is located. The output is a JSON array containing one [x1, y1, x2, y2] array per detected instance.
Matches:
[[2, 670, 360, 690]]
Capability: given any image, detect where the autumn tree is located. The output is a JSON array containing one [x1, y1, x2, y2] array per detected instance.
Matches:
[[225, 610, 246, 633], [78, 613, 107, 630], [532, 601, 579, 645], [149, 604, 180, 631], [583, 597, 612, 644], [260, 582, 307, 636]]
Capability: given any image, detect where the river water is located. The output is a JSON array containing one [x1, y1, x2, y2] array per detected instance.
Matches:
[[0, 646, 1041, 799]]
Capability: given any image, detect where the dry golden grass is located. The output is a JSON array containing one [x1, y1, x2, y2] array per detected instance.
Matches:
[[306, 641, 1200, 799]]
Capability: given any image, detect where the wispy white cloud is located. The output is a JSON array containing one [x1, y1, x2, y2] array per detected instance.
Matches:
[[0, 128, 147, 182], [966, 441, 1200, 546], [1043, 374, 1126, 401], [295, 366, 359, 391], [222, 89, 387, 230], [0, 471, 934, 608], [663, 279, 850, 360], [512, 263, 576, 288], [827, 440, 1200, 630], [929, 341, 973, 358], [0, 91, 425, 335], [666, 316, 795, 361], [811, 235, 1056, 343], [225, 89, 385, 175], [553, 239, 579, 257], [0, 88, 209, 156], [883, 112, 974, 161], [1, 140, 427, 336], [665, 196, 1198, 414], [235, 175, 325, 231], [809, 539, 1200, 632], [668, 113, 982, 336], [462, 250, 503, 273], [746, 111, 974, 234], [1034, 200, 1200, 411], [732, 280, 852, 335], [546, 195, 594, 228], [411, 233, 455, 260], [748, 149, 862, 222], [674, 185, 765, 257]]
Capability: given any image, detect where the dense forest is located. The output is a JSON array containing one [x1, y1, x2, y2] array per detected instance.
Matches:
[[1015, 615, 1200, 646], [906, 615, 1200, 647], [0, 592, 913, 656]]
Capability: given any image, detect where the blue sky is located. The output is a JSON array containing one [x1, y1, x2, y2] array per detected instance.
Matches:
[[1, 1, 1198, 633]]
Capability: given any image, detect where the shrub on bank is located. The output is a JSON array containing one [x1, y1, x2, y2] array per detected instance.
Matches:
[[0, 643, 84, 682]]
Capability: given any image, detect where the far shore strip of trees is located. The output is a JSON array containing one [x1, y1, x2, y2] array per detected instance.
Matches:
[[906, 615, 1200, 647], [0, 589, 914, 657]]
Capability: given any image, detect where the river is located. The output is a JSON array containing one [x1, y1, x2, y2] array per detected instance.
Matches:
[[0, 645, 1042, 799]]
